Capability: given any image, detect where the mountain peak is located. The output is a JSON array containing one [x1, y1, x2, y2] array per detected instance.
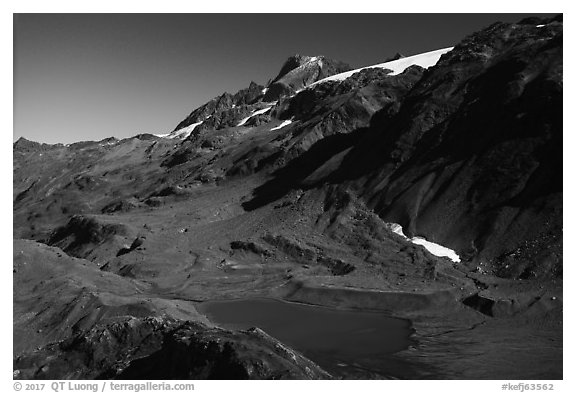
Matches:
[[262, 54, 351, 101], [14, 136, 31, 145], [271, 54, 324, 84], [384, 52, 405, 62], [14, 137, 40, 151]]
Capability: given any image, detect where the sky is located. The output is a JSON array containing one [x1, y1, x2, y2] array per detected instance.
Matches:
[[13, 13, 555, 144]]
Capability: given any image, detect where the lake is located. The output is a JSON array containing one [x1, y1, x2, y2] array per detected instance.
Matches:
[[197, 297, 414, 378]]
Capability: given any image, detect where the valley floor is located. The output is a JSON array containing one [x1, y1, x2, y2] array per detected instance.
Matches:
[[13, 176, 563, 379]]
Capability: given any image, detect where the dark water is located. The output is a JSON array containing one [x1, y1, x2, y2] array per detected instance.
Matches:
[[197, 298, 414, 378]]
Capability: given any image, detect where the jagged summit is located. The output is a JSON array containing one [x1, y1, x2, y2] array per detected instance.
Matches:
[[262, 54, 351, 101], [171, 54, 350, 135], [270, 54, 327, 84]]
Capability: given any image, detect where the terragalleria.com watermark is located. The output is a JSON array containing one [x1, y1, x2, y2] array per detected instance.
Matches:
[[13, 382, 195, 392]]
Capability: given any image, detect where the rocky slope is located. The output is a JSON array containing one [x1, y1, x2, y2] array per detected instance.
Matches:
[[246, 16, 563, 279], [13, 15, 562, 380]]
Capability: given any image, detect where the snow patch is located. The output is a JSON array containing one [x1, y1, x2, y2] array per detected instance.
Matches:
[[156, 120, 203, 139], [308, 47, 453, 89], [237, 106, 272, 126], [411, 237, 461, 263], [388, 223, 406, 237], [270, 120, 293, 131], [388, 223, 461, 263]]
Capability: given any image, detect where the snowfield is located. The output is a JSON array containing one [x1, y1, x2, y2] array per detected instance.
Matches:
[[155, 120, 204, 139], [388, 223, 461, 263], [270, 119, 293, 131], [307, 47, 454, 89], [237, 106, 272, 126], [411, 237, 461, 263]]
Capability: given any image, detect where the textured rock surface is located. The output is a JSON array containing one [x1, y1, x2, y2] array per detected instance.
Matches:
[[14, 317, 331, 380], [262, 54, 352, 101]]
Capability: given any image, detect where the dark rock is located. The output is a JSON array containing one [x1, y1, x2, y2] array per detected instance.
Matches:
[[160, 145, 196, 168], [101, 199, 139, 214], [144, 197, 163, 207], [174, 92, 234, 132], [262, 234, 316, 263], [383, 52, 405, 62], [131, 133, 158, 141], [233, 81, 265, 105], [150, 185, 188, 198], [230, 241, 273, 257], [317, 256, 356, 276], [47, 215, 128, 259], [462, 293, 495, 316], [13, 317, 331, 380], [244, 113, 271, 127], [130, 237, 145, 250]]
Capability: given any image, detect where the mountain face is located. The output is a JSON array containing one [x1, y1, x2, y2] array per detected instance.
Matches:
[[170, 54, 351, 138], [265, 17, 563, 279], [355, 18, 563, 279], [262, 54, 352, 101], [13, 15, 562, 380], [173, 81, 266, 134]]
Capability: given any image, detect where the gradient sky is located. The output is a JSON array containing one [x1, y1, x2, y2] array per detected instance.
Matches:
[[14, 13, 553, 144]]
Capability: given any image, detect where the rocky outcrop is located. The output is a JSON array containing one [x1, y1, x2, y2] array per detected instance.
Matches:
[[14, 316, 331, 380], [233, 81, 265, 105], [174, 82, 266, 133], [174, 92, 235, 132], [263, 54, 352, 101], [244, 113, 271, 127], [192, 105, 253, 133], [101, 198, 141, 214], [47, 215, 128, 259], [383, 52, 405, 62], [230, 240, 273, 258]]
